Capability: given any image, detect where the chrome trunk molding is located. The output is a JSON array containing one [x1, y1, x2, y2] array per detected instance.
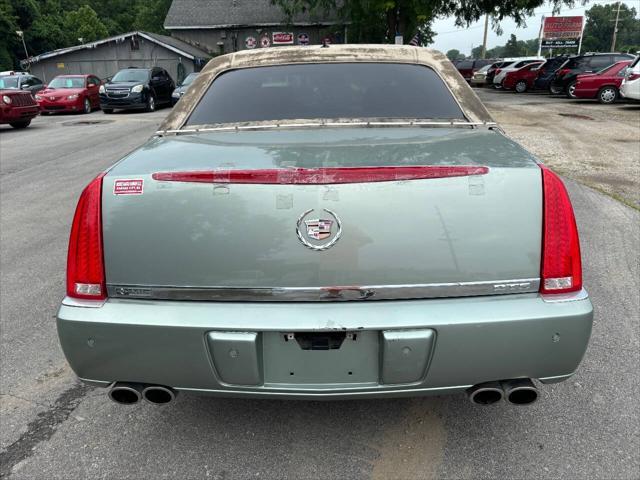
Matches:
[[107, 279, 540, 302]]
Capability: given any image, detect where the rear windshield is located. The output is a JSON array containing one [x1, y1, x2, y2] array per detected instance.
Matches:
[[186, 63, 465, 125]]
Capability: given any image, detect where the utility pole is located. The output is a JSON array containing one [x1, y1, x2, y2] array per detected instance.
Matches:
[[481, 14, 489, 59], [611, 1, 622, 52], [15, 30, 29, 60]]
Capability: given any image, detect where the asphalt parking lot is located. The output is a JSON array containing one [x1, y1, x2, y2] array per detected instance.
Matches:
[[1, 94, 639, 479]]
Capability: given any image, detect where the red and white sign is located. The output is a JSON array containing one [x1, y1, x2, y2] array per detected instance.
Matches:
[[245, 36, 257, 49], [542, 16, 584, 48], [297, 33, 310, 46], [260, 36, 271, 48], [114, 179, 144, 195], [272, 32, 294, 45]]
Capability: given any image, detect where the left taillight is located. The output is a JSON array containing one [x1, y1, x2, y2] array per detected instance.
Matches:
[[539, 165, 582, 295], [67, 173, 106, 300]]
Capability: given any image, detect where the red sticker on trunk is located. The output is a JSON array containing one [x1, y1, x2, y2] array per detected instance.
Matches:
[[113, 179, 144, 195]]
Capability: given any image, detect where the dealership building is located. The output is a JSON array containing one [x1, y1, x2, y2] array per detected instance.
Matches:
[[23, 31, 210, 83], [164, 0, 345, 55]]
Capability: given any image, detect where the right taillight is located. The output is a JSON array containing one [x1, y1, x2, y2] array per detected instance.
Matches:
[[539, 165, 582, 294], [627, 73, 640, 81], [67, 173, 106, 300]]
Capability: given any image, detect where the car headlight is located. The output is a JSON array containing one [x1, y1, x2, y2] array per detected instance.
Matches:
[[67, 94, 79, 100], [131, 84, 144, 93], [35, 94, 42, 100], [2, 95, 11, 105], [172, 91, 180, 98], [99, 85, 105, 94]]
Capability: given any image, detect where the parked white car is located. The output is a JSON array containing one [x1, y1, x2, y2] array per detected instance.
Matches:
[[493, 57, 544, 87], [620, 55, 640, 101]]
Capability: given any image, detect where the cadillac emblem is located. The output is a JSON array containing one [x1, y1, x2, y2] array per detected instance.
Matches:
[[296, 208, 342, 250]]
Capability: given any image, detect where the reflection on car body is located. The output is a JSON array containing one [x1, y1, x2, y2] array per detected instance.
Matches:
[[57, 45, 593, 407]]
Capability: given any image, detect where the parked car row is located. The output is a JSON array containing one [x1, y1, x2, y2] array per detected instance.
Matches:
[[465, 52, 638, 104], [0, 67, 200, 129]]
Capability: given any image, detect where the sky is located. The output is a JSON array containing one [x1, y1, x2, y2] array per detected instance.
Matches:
[[430, 0, 638, 55]]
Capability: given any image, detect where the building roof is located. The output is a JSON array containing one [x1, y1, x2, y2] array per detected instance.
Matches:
[[24, 31, 210, 67], [164, 0, 339, 29]]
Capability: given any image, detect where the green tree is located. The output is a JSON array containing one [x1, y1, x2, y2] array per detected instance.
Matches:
[[64, 5, 108, 43], [581, 3, 640, 53], [0, 0, 19, 68], [271, 0, 580, 44], [446, 48, 461, 60], [502, 34, 524, 56]]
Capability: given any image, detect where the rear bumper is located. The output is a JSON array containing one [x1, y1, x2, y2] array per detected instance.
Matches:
[[57, 291, 593, 399]]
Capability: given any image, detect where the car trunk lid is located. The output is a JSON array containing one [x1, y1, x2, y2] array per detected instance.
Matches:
[[102, 127, 542, 301]]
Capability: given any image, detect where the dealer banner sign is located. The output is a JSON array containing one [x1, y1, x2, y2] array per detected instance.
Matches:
[[541, 16, 584, 48]]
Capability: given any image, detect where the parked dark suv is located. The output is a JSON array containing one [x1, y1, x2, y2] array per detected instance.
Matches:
[[549, 52, 635, 98], [99, 67, 174, 113], [533, 56, 570, 91]]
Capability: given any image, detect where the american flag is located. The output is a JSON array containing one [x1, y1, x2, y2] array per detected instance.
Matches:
[[409, 33, 421, 46]]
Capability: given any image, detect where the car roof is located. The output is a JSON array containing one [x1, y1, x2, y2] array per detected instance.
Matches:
[[160, 44, 494, 131]]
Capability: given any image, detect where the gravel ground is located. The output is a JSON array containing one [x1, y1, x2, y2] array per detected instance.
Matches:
[[1, 98, 639, 480], [476, 88, 640, 209]]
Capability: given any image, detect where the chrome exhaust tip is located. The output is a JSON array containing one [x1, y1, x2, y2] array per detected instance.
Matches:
[[142, 385, 177, 405], [467, 381, 504, 405], [108, 382, 143, 405], [501, 378, 539, 405]]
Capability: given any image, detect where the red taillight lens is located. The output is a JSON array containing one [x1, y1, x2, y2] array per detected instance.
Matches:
[[627, 73, 640, 81], [67, 173, 106, 300], [539, 165, 582, 295], [495, 68, 502, 75]]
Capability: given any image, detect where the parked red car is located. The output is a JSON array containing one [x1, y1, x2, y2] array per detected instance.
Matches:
[[502, 62, 544, 93], [0, 89, 39, 129], [574, 60, 632, 104], [35, 74, 102, 114]]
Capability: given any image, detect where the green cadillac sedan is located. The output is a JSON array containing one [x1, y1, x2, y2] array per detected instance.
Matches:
[[58, 45, 593, 406]]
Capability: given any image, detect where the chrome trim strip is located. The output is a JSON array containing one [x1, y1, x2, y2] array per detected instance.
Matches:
[[156, 120, 498, 136], [61, 296, 107, 308], [107, 278, 540, 302], [541, 288, 589, 303]]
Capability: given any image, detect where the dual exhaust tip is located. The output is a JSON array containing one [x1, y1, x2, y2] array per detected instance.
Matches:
[[108, 382, 177, 405], [468, 378, 539, 406], [109, 379, 536, 406]]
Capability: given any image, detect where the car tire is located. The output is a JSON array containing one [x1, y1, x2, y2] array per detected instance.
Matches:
[[598, 86, 618, 104], [10, 120, 31, 129], [566, 81, 577, 99], [146, 95, 156, 112], [103, 108, 113, 114], [515, 80, 528, 93], [83, 98, 91, 114], [549, 84, 563, 95]]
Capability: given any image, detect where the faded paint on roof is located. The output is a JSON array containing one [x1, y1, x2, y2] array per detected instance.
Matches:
[[159, 45, 495, 133]]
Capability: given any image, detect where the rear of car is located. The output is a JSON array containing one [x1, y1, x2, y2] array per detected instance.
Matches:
[[0, 89, 39, 128], [57, 46, 592, 405], [620, 55, 640, 101]]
